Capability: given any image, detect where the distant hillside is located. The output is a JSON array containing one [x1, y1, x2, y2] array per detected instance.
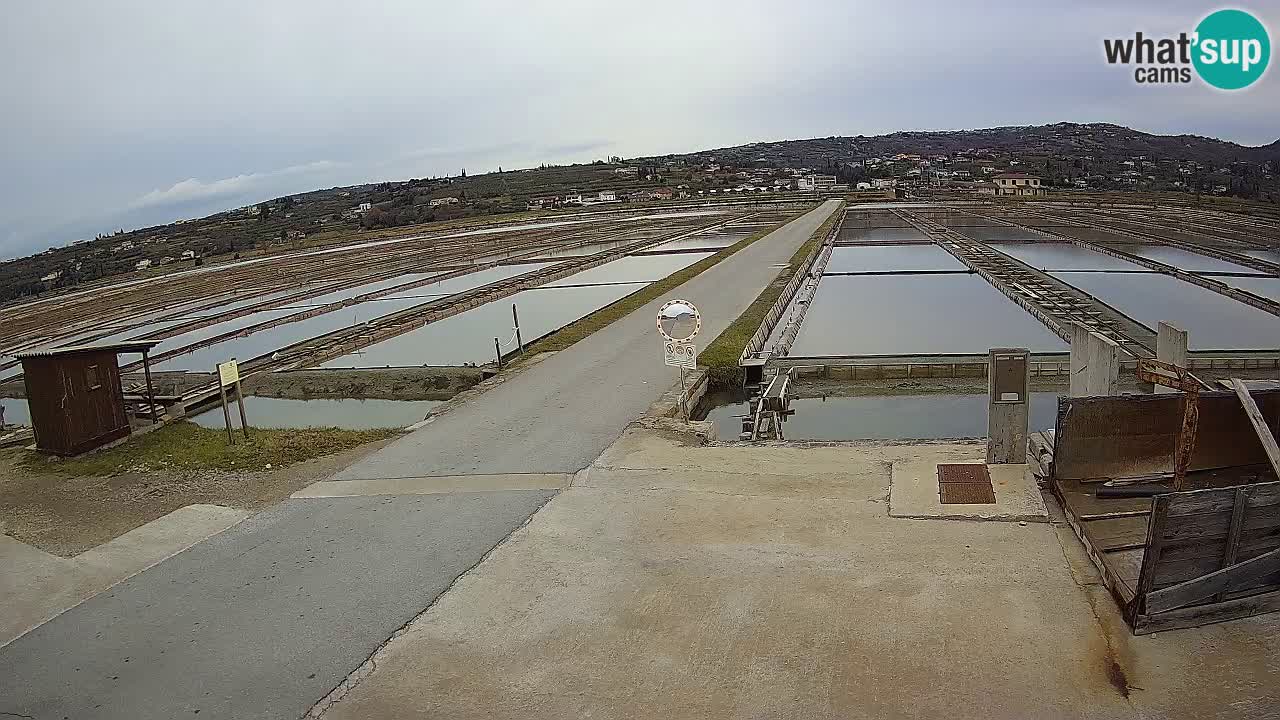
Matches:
[[4, 122, 1278, 306], [651, 122, 1280, 171]]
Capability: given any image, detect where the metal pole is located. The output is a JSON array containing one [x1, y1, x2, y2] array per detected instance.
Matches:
[[494, 337, 502, 368], [142, 349, 158, 424], [513, 303, 523, 354], [234, 378, 249, 440], [219, 381, 234, 445], [679, 366, 688, 421]]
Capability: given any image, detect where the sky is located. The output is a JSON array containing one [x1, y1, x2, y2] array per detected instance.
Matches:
[[2, 1, 1277, 259]]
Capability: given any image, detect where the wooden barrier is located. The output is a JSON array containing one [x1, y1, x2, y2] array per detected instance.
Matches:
[[1049, 389, 1280, 633]]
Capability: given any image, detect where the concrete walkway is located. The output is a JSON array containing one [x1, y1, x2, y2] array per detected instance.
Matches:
[[0, 202, 837, 720], [330, 200, 840, 479], [0, 492, 556, 720], [316, 428, 1280, 720]]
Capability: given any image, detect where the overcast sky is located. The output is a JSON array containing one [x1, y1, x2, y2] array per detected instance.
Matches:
[[2, 1, 1276, 259]]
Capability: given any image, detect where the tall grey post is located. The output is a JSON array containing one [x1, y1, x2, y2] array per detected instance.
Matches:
[[1070, 323, 1120, 397], [987, 348, 1030, 465], [1086, 331, 1120, 396], [1155, 322, 1188, 394], [1069, 323, 1091, 397]]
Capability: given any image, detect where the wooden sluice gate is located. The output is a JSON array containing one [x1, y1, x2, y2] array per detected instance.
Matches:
[[1041, 385, 1280, 633]]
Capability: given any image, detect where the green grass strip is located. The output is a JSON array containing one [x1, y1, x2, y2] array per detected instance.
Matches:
[[20, 421, 399, 476], [697, 202, 844, 380], [515, 210, 807, 359]]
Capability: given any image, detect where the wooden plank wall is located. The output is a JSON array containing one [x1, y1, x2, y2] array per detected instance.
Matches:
[[1133, 482, 1280, 633], [1054, 391, 1280, 482]]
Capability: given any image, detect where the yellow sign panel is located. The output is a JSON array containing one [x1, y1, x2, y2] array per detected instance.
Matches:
[[217, 359, 239, 387]]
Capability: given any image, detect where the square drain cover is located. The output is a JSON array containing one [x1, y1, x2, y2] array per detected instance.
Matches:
[[938, 463, 996, 505]]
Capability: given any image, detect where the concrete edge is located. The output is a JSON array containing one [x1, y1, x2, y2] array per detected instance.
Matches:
[[402, 352, 560, 432], [1, 503, 250, 650], [304, 488, 562, 718]]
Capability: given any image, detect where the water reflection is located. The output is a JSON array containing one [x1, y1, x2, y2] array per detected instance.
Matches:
[[825, 245, 964, 273], [987, 243, 1143, 272], [1053, 272, 1280, 350], [702, 392, 1061, 441], [790, 274, 1067, 356]]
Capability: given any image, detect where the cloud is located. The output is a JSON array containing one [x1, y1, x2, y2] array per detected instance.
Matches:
[[127, 160, 344, 210]]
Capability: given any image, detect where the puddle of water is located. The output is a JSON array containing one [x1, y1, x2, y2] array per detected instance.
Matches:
[[323, 282, 648, 368], [987, 243, 1145, 272], [1053, 272, 1280, 350], [1, 396, 31, 426], [1115, 245, 1267, 275], [190, 396, 440, 430], [825, 245, 964, 273], [701, 391, 1060, 441], [790, 274, 1067, 356]]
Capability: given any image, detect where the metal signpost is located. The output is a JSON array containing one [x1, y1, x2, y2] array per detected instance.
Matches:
[[216, 359, 250, 444], [657, 299, 701, 421]]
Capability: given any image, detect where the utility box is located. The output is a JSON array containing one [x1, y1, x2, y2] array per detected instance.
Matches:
[[987, 347, 1030, 464]]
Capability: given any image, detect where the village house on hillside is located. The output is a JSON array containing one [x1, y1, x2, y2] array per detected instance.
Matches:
[[979, 172, 1046, 197]]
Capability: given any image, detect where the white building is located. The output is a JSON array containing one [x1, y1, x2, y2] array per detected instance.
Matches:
[[428, 197, 460, 207], [797, 174, 837, 191], [135, 259, 152, 271], [596, 190, 617, 202], [991, 173, 1046, 196], [356, 202, 373, 213], [181, 250, 197, 260]]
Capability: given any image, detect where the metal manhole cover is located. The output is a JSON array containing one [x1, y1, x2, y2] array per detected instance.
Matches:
[[938, 464, 996, 505], [938, 463, 991, 485]]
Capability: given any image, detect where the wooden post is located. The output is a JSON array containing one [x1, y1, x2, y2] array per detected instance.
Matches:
[[234, 378, 249, 440], [1172, 386, 1199, 491], [1156, 322, 1189, 395], [678, 366, 687, 422], [512, 303, 524, 354], [494, 337, 502, 368], [219, 381, 234, 445], [141, 349, 158, 424]]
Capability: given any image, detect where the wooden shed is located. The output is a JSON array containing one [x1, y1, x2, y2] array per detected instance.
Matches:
[[15, 340, 160, 456]]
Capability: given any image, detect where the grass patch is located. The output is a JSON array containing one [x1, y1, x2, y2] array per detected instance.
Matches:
[[697, 202, 845, 384], [20, 421, 399, 476], [514, 210, 807, 358]]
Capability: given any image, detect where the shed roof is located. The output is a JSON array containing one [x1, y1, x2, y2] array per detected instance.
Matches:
[[14, 340, 161, 360]]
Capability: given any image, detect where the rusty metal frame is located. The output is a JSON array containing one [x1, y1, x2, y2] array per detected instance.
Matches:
[[1136, 358, 1211, 491]]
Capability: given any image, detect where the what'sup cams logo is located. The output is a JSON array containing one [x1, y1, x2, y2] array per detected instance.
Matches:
[[1104, 8, 1270, 89]]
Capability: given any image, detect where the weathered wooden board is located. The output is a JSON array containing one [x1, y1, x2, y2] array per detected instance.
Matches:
[[1053, 391, 1280, 482]]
